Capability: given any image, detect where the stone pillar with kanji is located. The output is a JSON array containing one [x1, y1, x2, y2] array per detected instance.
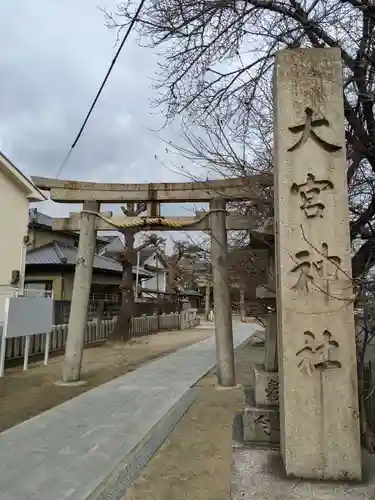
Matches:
[[253, 227, 279, 403], [274, 48, 361, 480], [240, 227, 280, 448]]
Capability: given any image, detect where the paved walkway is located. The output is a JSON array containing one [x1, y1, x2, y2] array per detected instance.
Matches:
[[0, 322, 259, 500]]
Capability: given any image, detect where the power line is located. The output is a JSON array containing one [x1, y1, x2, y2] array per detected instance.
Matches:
[[55, 0, 147, 178], [55, 148, 74, 178]]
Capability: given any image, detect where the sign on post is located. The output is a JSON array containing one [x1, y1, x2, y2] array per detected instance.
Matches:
[[0, 295, 53, 377]]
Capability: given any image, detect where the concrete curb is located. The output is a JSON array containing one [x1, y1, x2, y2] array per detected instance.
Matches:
[[88, 388, 197, 500]]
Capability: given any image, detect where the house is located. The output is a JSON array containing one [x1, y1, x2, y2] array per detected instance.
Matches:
[[138, 247, 170, 299], [28, 208, 107, 252], [99, 238, 170, 299], [98, 234, 161, 294], [25, 211, 152, 300], [98, 234, 124, 259], [166, 248, 207, 308], [0, 153, 46, 290], [26, 241, 123, 300]]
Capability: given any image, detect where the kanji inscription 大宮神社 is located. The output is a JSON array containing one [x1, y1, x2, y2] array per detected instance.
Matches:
[[274, 47, 361, 480]]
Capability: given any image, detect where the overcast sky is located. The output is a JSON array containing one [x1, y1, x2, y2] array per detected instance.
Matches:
[[0, 0, 206, 226]]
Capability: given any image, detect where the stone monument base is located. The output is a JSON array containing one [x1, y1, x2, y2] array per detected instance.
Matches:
[[242, 406, 280, 446], [234, 389, 280, 447], [231, 447, 375, 500], [253, 364, 278, 407]]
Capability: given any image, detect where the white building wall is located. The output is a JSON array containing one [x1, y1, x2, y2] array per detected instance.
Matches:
[[145, 270, 165, 291], [0, 168, 30, 324], [0, 168, 29, 287]]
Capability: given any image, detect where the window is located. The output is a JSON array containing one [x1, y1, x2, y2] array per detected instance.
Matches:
[[24, 281, 53, 295]]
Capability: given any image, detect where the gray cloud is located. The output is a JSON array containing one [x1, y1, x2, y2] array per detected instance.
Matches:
[[0, 1, 185, 182], [0, 0, 208, 246]]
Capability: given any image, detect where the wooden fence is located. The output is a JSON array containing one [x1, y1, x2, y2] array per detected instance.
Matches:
[[180, 308, 199, 329], [53, 298, 179, 325], [4, 311, 193, 362]]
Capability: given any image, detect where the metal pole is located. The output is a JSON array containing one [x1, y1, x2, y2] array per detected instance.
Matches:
[[204, 277, 210, 321], [156, 251, 160, 330], [210, 197, 235, 386], [44, 331, 50, 365], [135, 250, 140, 300], [19, 236, 27, 291], [0, 331, 6, 377], [240, 289, 245, 322], [23, 335, 30, 371]]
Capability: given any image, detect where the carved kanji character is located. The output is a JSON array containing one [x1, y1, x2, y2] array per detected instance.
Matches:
[[291, 244, 341, 295], [291, 173, 334, 218], [253, 415, 272, 436], [265, 379, 279, 403], [291, 250, 314, 292], [315, 330, 342, 370], [296, 331, 316, 375], [296, 330, 341, 375], [313, 243, 341, 302], [288, 107, 342, 152]]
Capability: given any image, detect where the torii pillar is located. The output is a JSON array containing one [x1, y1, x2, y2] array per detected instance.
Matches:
[[210, 197, 235, 386], [62, 201, 100, 383]]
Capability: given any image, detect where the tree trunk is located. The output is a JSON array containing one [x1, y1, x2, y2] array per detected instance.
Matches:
[[108, 220, 136, 341], [110, 259, 135, 341], [357, 300, 375, 453]]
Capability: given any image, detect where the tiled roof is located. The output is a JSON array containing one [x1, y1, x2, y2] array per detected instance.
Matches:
[[28, 209, 107, 242], [26, 241, 153, 277], [28, 208, 53, 228], [26, 241, 122, 272], [99, 235, 124, 257]]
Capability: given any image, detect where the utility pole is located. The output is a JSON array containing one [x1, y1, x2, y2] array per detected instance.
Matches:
[[62, 201, 99, 383], [210, 197, 235, 387]]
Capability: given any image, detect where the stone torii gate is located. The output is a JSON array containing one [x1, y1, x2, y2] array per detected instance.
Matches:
[[32, 175, 271, 387]]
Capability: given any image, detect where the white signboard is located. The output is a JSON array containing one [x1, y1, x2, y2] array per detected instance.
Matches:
[[0, 288, 17, 324], [2, 296, 53, 338], [0, 296, 54, 377]]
